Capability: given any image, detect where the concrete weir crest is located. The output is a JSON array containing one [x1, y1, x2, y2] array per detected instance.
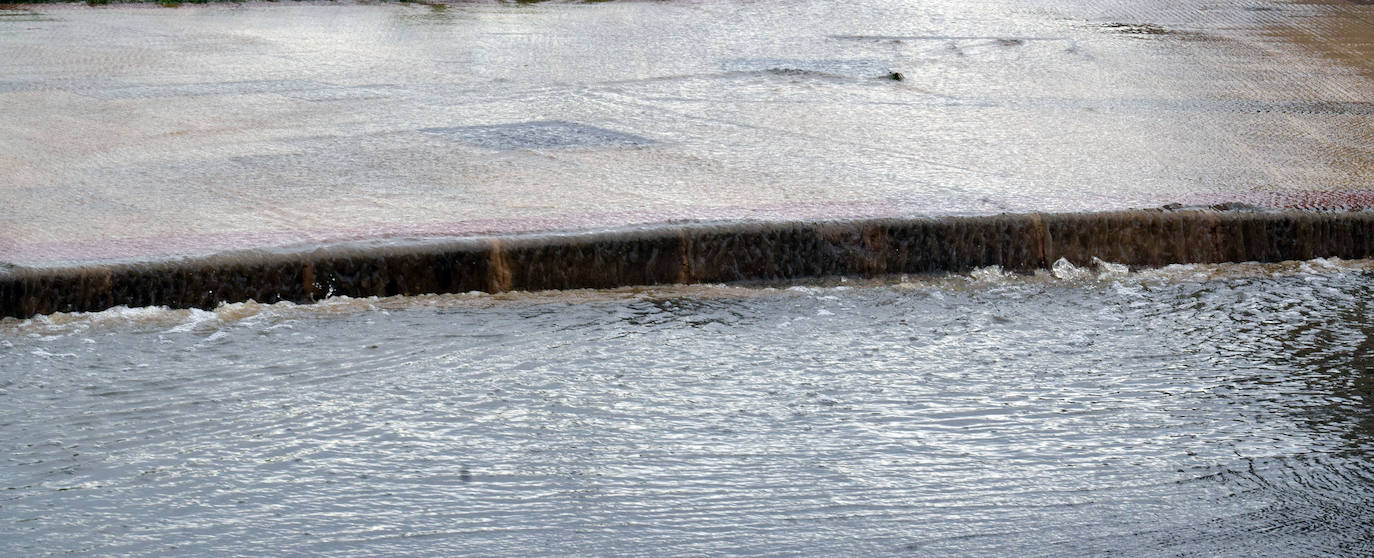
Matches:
[[3, 209, 1374, 319]]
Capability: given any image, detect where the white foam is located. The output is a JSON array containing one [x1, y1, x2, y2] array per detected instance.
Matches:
[[1092, 257, 1130, 277], [968, 265, 1009, 282], [3, 258, 1371, 337], [1051, 258, 1091, 281]]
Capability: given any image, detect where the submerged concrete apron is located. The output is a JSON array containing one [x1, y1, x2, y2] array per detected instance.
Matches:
[[1, 0, 1372, 316]]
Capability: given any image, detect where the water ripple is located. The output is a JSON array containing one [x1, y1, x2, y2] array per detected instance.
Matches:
[[3, 262, 1374, 555]]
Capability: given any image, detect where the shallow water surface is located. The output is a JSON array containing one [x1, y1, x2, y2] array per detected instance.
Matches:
[[3, 261, 1373, 556], [3, 0, 1373, 265]]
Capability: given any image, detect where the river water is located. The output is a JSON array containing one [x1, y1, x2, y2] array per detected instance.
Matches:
[[3, 260, 1372, 556], [3, 0, 1373, 266]]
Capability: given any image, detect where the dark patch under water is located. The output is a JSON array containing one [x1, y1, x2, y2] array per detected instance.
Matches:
[[422, 120, 654, 150], [2, 262, 1373, 556]]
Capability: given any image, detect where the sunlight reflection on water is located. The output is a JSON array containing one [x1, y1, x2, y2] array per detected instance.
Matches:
[[3, 261, 1372, 556]]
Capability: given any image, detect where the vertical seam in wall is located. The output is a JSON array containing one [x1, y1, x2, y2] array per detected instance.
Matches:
[[301, 261, 317, 302], [488, 239, 512, 292], [678, 232, 692, 284], [1030, 213, 1049, 269]]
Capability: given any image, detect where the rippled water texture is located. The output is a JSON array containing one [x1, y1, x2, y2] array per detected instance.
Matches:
[[2, 0, 1373, 265], [3, 261, 1373, 556]]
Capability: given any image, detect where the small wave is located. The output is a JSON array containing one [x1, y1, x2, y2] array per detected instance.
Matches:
[[3, 258, 1370, 336]]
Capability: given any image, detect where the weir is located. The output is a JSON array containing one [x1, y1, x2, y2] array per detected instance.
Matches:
[[5, 208, 1374, 318], [2, 1, 1373, 317], [7, 3, 1374, 555]]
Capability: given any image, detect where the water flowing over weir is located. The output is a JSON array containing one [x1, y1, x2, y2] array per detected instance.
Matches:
[[5, 208, 1374, 318], [4, 0, 1374, 314], [6, 2, 1374, 555]]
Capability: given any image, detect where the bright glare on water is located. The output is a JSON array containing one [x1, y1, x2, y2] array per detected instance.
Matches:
[[3, 260, 1373, 556]]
